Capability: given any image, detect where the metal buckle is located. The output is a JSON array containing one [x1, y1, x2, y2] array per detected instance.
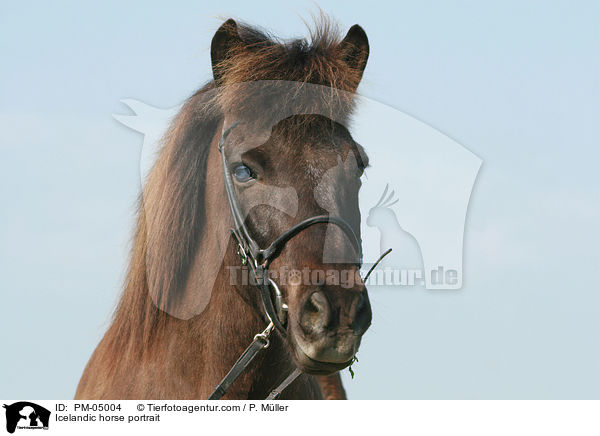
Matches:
[[253, 322, 274, 349], [236, 243, 248, 265]]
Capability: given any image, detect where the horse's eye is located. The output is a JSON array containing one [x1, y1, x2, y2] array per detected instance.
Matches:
[[233, 164, 255, 183]]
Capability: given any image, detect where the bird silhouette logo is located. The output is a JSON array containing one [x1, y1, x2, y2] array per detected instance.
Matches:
[[367, 184, 423, 269]]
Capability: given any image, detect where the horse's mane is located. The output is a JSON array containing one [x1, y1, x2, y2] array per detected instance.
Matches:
[[106, 15, 365, 357]]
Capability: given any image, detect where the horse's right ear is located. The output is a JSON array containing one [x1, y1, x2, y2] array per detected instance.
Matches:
[[211, 19, 242, 84], [338, 25, 369, 87]]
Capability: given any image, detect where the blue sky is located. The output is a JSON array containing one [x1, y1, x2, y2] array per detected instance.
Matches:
[[1, 0, 599, 399]]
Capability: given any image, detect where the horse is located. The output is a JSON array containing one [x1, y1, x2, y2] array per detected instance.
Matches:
[[75, 16, 371, 400]]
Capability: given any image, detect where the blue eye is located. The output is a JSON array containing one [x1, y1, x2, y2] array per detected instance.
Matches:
[[233, 164, 254, 182]]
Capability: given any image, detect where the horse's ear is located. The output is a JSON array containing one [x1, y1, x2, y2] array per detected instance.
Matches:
[[338, 25, 369, 86], [211, 18, 242, 84]]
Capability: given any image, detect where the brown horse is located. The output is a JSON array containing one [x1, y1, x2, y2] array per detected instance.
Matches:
[[75, 16, 371, 400]]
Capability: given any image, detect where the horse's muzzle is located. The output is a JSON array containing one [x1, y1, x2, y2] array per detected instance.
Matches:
[[290, 285, 372, 374]]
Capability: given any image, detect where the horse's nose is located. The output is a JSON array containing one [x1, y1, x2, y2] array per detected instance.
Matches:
[[296, 286, 371, 364], [299, 287, 372, 336]]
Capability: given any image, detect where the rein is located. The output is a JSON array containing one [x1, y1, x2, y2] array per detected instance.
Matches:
[[208, 121, 361, 400]]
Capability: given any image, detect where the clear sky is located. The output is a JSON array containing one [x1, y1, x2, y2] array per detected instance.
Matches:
[[1, 0, 598, 399]]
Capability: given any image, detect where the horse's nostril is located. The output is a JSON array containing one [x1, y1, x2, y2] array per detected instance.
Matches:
[[356, 293, 366, 312], [300, 291, 330, 334], [309, 291, 327, 312], [352, 293, 372, 335]]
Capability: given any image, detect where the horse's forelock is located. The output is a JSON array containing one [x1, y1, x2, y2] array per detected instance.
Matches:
[[212, 14, 365, 119]]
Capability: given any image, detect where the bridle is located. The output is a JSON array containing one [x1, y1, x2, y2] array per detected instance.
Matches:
[[208, 121, 362, 400]]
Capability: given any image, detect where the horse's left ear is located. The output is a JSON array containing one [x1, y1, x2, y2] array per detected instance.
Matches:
[[211, 18, 243, 84], [339, 25, 369, 85]]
